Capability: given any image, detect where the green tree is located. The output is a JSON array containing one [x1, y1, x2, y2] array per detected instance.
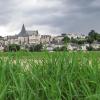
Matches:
[[71, 37, 78, 44], [86, 46, 94, 51], [86, 37, 94, 44], [88, 30, 98, 40], [34, 43, 43, 52], [86, 30, 100, 44], [8, 44, 20, 52], [96, 34, 100, 42], [53, 47, 60, 51], [62, 36, 70, 44], [29, 43, 43, 52]]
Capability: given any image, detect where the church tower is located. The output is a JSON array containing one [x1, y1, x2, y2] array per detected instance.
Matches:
[[19, 24, 27, 37]]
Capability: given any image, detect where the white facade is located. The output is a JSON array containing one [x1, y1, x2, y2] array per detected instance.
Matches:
[[91, 43, 100, 49], [40, 35, 51, 44], [66, 33, 86, 39], [29, 35, 40, 44]]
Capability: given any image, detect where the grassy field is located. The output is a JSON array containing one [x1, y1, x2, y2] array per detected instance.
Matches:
[[0, 51, 100, 100]]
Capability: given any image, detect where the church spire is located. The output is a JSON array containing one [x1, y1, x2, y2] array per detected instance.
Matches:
[[19, 24, 27, 36]]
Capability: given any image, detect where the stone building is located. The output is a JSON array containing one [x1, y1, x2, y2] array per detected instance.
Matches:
[[40, 35, 51, 44]]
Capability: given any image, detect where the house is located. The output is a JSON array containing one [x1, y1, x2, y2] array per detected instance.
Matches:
[[29, 34, 40, 45], [67, 43, 80, 50], [40, 35, 51, 44], [0, 45, 4, 51], [91, 42, 100, 49], [81, 45, 87, 51], [52, 36, 64, 44]]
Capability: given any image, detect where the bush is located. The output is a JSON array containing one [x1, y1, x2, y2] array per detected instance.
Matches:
[[53, 47, 60, 51], [8, 44, 20, 51], [53, 46, 67, 51], [34, 43, 43, 52], [29, 45, 34, 52], [86, 46, 94, 51], [29, 43, 43, 52]]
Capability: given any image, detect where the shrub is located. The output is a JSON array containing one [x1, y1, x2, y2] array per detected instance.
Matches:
[[8, 44, 20, 51], [53, 46, 67, 51], [86, 46, 94, 51], [29, 43, 43, 52]]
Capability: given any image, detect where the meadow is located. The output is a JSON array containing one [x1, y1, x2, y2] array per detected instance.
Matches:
[[0, 51, 100, 100]]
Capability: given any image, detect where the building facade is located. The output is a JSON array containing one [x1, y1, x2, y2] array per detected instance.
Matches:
[[0, 24, 99, 51]]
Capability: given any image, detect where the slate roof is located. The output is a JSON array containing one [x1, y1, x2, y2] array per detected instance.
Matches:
[[18, 24, 38, 37]]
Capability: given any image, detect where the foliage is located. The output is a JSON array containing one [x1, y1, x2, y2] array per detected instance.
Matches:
[[29, 43, 43, 52], [88, 30, 98, 40], [77, 40, 86, 45], [86, 46, 94, 51], [53, 46, 67, 51], [71, 37, 78, 44], [34, 43, 43, 52], [53, 47, 60, 51], [8, 44, 20, 52], [29, 45, 34, 52], [3, 46, 8, 52], [86, 36, 94, 44], [62, 36, 70, 44], [86, 30, 100, 43]]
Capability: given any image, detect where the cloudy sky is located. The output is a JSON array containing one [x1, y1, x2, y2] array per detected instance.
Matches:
[[0, 0, 100, 36]]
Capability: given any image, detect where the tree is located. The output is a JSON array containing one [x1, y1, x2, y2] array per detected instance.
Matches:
[[53, 46, 67, 51], [86, 30, 100, 44], [29, 43, 43, 52], [62, 36, 70, 44], [70, 37, 78, 44], [29, 45, 34, 52], [86, 46, 94, 51], [34, 43, 43, 52], [53, 47, 60, 51], [88, 30, 98, 40], [60, 46, 67, 51], [8, 44, 20, 52], [86, 37, 94, 44], [77, 40, 86, 45], [96, 34, 100, 42], [4, 46, 9, 52]]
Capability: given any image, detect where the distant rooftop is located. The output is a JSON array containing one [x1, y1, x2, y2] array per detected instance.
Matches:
[[18, 24, 38, 37]]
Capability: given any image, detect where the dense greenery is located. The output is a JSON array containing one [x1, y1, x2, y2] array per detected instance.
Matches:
[[86, 30, 100, 43], [4, 44, 20, 52], [29, 43, 43, 52], [9, 44, 20, 51], [69, 30, 100, 45], [0, 51, 100, 100], [53, 46, 67, 51], [62, 36, 70, 44]]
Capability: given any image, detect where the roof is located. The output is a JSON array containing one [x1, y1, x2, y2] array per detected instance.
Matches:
[[18, 24, 28, 37], [18, 24, 39, 37], [27, 30, 38, 36]]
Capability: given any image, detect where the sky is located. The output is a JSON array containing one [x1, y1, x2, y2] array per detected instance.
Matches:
[[0, 0, 100, 36]]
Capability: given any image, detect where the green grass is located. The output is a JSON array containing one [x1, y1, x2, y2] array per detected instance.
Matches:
[[0, 51, 100, 100]]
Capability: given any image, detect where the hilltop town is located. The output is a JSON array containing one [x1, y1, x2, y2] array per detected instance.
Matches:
[[0, 24, 100, 52]]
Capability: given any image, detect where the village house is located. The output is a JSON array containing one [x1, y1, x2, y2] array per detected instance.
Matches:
[[91, 42, 100, 49], [0, 24, 99, 51], [40, 35, 51, 44]]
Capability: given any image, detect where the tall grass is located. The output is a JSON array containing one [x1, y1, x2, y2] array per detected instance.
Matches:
[[0, 51, 100, 100]]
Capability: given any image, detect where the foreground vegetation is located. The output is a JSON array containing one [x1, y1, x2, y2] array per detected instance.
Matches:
[[0, 51, 100, 100]]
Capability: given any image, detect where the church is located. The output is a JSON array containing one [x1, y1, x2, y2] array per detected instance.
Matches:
[[1, 24, 53, 48], [4, 24, 41, 46]]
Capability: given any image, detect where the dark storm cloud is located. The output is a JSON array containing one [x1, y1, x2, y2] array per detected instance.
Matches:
[[0, 0, 100, 35]]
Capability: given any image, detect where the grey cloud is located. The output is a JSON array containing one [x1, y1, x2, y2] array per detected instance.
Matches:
[[0, 0, 100, 35]]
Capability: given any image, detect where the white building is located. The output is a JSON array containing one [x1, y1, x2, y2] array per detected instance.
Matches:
[[40, 35, 51, 44]]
